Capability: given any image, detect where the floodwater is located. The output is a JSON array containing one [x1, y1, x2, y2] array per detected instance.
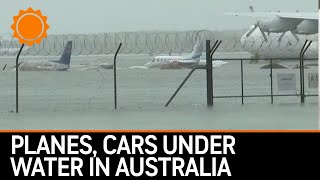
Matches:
[[0, 53, 318, 130]]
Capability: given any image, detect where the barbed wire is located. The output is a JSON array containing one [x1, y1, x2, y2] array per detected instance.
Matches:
[[0, 30, 318, 57]]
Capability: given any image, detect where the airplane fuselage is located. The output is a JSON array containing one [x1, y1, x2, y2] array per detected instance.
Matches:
[[144, 55, 200, 69], [293, 19, 318, 35], [0, 48, 29, 56], [18, 60, 70, 71], [259, 17, 303, 33]]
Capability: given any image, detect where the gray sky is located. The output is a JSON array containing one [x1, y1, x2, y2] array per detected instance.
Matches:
[[0, 0, 317, 35]]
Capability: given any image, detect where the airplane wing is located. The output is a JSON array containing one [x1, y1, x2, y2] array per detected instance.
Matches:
[[81, 67, 99, 70], [274, 13, 318, 22], [2, 62, 23, 71], [225, 12, 318, 21]]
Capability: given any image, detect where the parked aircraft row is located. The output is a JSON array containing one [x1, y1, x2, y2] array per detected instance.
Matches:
[[142, 6, 318, 68], [1, 6, 318, 71]]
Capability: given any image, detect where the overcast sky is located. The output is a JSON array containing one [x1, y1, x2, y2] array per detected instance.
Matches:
[[0, 0, 317, 35]]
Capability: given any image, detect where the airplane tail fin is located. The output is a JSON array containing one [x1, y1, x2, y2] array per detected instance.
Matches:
[[249, 5, 255, 13], [57, 41, 73, 65], [189, 39, 204, 60]]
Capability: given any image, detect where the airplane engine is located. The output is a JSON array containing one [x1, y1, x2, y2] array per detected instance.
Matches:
[[259, 17, 302, 33], [294, 20, 318, 35]]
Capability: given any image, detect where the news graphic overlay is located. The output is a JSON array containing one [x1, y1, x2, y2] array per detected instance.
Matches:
[[6, 133, 236, 177], [0, 132, 320, 177], [11, 7, 50, 46]]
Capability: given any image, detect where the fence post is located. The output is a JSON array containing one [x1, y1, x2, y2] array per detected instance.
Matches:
[[241, 59, 244, 104], [206, 40, 213, 107], [300, 51, 305, 104], [114, 43, 122, 110], [299, 40, 312, 103], [299, 41, 307, 103], [15, 44, 25, 113], [270, 59, 274, 104], [165, 67, 202, 107]]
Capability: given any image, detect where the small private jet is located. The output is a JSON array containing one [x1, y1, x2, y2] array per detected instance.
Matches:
[[144, 39, 204, 69]]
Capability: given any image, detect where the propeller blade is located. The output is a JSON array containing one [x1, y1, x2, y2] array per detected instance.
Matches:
[[278, 32, 286, 42], [249, 5, 261, 22], [259, 28, 268, 42], [246, 25, 258, 37], [290, 31, 300, 42]]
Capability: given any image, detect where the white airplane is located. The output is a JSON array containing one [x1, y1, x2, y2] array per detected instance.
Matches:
[[226, 6, 318, 42], [5, 41, 73, 71], [144, 39, 205, 69], [0, 46, 30, 55], [240, 25, 318, 62]]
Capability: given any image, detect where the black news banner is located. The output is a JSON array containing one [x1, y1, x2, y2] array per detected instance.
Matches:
[[0, 131, 319, 177]]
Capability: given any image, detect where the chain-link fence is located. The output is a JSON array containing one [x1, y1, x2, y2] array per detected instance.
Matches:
[[0, 31, 318, 113], [211, 58, 318, 105], [0, 55, 210, 112], [0, 57, 317, 113]]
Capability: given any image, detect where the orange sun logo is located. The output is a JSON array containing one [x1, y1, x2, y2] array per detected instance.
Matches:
[[11, 7, 50, 46]]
